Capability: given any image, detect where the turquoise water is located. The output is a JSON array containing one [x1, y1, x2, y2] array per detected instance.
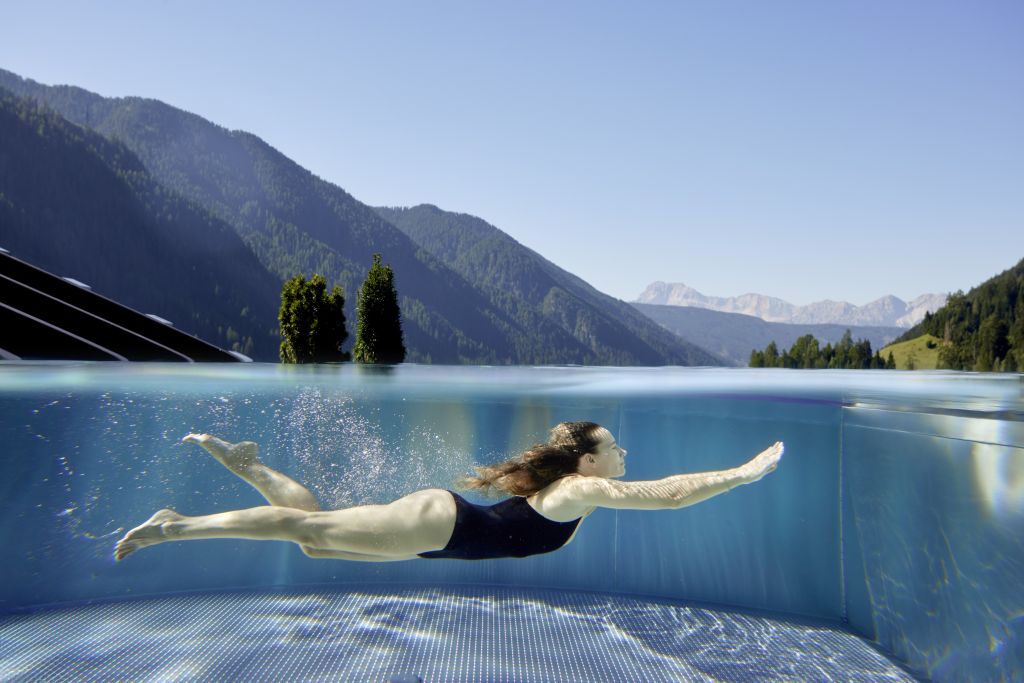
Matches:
[[1, 364, 1021, 681]]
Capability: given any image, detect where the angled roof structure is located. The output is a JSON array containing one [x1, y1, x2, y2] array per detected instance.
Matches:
[[0, 249, 249, 362]]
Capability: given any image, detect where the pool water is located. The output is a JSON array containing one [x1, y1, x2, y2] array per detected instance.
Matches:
[[1, 364, 1021, 682]]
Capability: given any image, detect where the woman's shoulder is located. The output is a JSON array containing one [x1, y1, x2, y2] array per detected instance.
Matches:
[[529, 475, 597, 521], [537, 473, 589, 498]]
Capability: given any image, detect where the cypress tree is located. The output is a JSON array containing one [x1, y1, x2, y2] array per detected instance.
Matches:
[[353, 253, 406, 364], [279, 274, 349, 363]]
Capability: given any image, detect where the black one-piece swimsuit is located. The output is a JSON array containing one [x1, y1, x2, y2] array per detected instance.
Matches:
[[417, 490, 582, 560]]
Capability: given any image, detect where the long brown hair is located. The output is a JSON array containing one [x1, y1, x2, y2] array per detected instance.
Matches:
[[458, 421, 606, 497]]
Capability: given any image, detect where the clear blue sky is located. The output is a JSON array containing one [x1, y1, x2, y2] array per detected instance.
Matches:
[[3, 1, 1022, 305]]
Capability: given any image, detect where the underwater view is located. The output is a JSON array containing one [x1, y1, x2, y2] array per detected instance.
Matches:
[[1, 364, 1021, 681]]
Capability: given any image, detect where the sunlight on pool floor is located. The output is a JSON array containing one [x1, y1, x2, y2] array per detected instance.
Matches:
[[0, 586, 919, 682]]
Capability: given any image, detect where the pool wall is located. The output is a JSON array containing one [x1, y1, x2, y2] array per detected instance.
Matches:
[[842, 403, 1024, 682], [0, 366, 1021, 682]]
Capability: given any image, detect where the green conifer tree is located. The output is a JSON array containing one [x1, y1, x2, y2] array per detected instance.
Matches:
[[1009, 294, 1024, 370], [833, 330, 853, 368], [976, 314, 1009, 372], [279, 274, 349, 363], [790, 334, 820, 368], [353, 253, 406, 364]]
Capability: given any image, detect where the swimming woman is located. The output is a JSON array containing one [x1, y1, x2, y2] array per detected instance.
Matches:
[[115, 421, 783, 562]]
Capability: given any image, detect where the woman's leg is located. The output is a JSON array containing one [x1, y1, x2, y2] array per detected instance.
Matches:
[[183, 434, 321, 511], [299, 547, 418, 562], [114, 488, 456, 562], [175, 434, 435, 561]]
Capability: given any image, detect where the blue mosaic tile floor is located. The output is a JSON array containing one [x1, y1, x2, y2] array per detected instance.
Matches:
[[1, 586, 920, 682]]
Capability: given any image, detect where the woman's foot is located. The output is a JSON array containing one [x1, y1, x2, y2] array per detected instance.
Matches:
[[114, 509, 183, 561], [183, 433, 260, 473]]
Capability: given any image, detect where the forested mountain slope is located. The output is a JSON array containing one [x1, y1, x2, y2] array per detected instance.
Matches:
[[0, 87, 280, 358], [896, 257, 1023, 371], [0, 70, 522, 363], [1, 68, 721, 365], [377, 204, 724, 366]]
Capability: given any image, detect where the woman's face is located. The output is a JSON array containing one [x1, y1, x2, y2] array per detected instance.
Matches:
[[577, 428, 627, 478]]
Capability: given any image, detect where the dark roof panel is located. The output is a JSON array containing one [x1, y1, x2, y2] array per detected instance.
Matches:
[[0, 251, 247, 362]]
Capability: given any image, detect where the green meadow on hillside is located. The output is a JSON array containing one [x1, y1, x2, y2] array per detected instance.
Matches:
[[880, 334, 942, 370]]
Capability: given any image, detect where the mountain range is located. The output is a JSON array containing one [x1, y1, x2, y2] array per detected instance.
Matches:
[[5, 67, 989, 368], [0, 68, 721, 366], [631, 303, 902, 367], [635, 282, 947, 329], [376, 205, 717, 365]]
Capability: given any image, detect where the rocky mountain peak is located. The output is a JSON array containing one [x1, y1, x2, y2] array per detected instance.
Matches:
[[635, 282, 947, 328]]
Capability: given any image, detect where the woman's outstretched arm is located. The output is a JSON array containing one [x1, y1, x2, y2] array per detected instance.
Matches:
[[563, 441, 783, 510]]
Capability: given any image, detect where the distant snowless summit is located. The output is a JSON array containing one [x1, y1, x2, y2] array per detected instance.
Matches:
[[635, 283, 948, 329]]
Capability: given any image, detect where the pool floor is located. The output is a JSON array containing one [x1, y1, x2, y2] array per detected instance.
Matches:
[[1, 586, 920, 682]]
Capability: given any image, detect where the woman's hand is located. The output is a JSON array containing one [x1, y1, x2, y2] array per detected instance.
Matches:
[[736, 441, 784, 484]]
